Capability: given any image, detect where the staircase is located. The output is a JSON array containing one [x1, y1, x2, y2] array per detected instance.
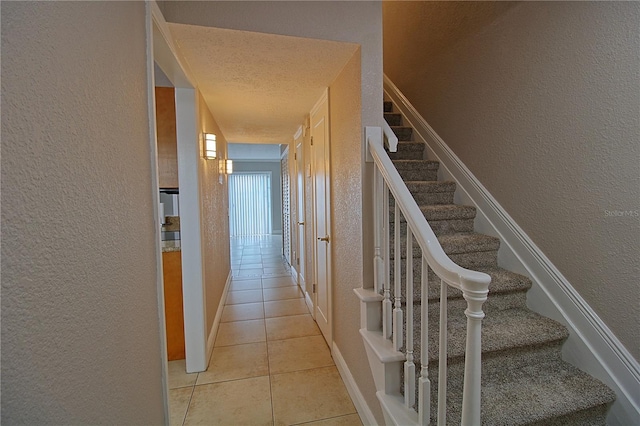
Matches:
[[357, 100, 616, 425]]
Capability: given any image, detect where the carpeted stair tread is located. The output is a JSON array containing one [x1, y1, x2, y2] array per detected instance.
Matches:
[[442, 358, 616, 425], [422, 266, 532, 303], [390, 232, 499, 259], [404, 181, 456, 194], [438, 232, 501, 254], [391, 204, 476, 222], [422, 308, 569, 364], [391, 159, 439, 170]]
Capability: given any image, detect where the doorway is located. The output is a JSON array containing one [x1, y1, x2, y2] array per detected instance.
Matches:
[[229, 173, 273, 237]]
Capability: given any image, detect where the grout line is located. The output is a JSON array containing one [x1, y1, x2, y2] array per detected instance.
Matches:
[[180, 384, 196, 426]]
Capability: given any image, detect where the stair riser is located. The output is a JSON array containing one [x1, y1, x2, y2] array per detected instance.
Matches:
[[390, 191, 456, 206], [391, 127, 413, 141], [390, 245, 499, 269], [390, 219, 475, 237], [384, 113, 402, 126], [389, 149, 423, 161], [397, 168, 438, 182], [383, 101, 393, 113]]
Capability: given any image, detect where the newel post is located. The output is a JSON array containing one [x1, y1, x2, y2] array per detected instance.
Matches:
[[460, 281, 489, 426]]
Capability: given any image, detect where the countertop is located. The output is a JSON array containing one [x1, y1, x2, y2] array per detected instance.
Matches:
[[162, 240, 181, 253]]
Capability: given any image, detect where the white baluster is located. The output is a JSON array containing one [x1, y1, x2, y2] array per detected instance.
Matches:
[[373, 167, 383, 293], [393, 203, 403, 351], [437, 279, 447, 426], [383, 182, 392, 339], [460, 285, 488, 425], [419, 256, 430, 425], [405, 230, 415, 408]]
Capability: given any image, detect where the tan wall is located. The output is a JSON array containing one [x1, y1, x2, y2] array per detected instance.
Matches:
[[1, 2, 165, 423], [329, 51, 384, 423], [197, 92, 231, 334], [384, 1, 640, 360]]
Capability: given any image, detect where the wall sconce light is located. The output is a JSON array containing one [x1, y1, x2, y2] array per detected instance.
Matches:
[[219, 159, 233, 175], [203, 133, 217, 159]]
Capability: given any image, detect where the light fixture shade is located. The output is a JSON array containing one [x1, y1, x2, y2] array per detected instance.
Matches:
[[225, 159, 233, 174], [204, 133, 216, 159]]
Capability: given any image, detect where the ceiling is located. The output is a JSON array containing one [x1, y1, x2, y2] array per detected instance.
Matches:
[[168, 23, 359, 144]]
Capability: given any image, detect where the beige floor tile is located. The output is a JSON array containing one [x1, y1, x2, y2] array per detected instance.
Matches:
[[197, 342, 268, 385], [215, 319, 266, 347], [236, 268, 263, 278], [222, 302, 264, 322], [262, 276, 295, 289], [268, 335, 334, 374], [169, 387, 193, 426], [226, 289, 263, 305], [184, 376, 273, 426], [264, 298, 310, 318], [265, 314, 321, 341], [168, 359, 198, 389], [264, 285, 303, 301], [299, 414, 363, 426], [230, 278, 262, 291], [271, 366, 356, 426]]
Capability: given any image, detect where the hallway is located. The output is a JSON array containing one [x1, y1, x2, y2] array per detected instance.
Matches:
[[168, 235, 362, 426]]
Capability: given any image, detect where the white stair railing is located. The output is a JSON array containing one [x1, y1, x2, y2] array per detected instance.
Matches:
[[366, 125, 491, 425]]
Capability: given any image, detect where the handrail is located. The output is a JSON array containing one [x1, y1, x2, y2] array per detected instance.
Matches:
[[366, 125, 491, 425], [368, 130, 490, 292], [383, 120, 398, 153]]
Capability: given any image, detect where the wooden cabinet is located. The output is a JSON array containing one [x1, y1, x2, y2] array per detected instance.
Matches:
[[162, 251, 185, 360], [155, 87, 179, 189]]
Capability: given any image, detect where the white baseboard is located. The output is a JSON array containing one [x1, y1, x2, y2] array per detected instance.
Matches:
[[305, 291, 315, 319], [206, 271, 232, 367], [332, 343, 379, 426], [384, 74, 640, 425]]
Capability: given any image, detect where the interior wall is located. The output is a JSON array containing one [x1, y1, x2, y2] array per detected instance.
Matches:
[[197, 92, 231, 334], [329, 51, 384, 423], [233, 161, 284, 234], [384, 1, 640, 360], [1, 2, 165, 423]]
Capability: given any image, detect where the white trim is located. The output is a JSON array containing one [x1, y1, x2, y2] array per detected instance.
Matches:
[[305, 291, 315, 319], [332, 343, 378, 426], [146, 4, 170, 423], [206, 271, 232, 365], [384, 74, 640, 425]]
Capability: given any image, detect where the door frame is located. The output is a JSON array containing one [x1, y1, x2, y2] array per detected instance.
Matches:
[[294, 126, 306, 294], [310, 89, 332, 346], [148, 1, 208, 380]]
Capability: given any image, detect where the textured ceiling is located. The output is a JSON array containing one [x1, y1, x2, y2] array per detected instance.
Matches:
[[168, 23, 359, 144]]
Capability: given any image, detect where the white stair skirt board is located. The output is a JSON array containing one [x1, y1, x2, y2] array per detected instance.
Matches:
[[332, 343, 378, 426], [205, 271, 233, 369], [383, 74, 640, 425]]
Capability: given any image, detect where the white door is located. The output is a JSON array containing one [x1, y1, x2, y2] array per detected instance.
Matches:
[[310, 91, 332, 345], [295, 137, 306, 292]]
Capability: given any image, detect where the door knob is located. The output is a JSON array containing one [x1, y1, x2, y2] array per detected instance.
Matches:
[[317, 235, 330, 243]]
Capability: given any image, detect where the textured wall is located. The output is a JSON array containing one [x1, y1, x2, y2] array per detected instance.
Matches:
[[197, 92, 231, 334], [384, 1, 640, 359], [329, 51, 385, 424], [1, 2, 165, 423]]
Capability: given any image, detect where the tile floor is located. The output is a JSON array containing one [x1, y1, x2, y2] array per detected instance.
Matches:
[[168, 235, 362, 426]]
